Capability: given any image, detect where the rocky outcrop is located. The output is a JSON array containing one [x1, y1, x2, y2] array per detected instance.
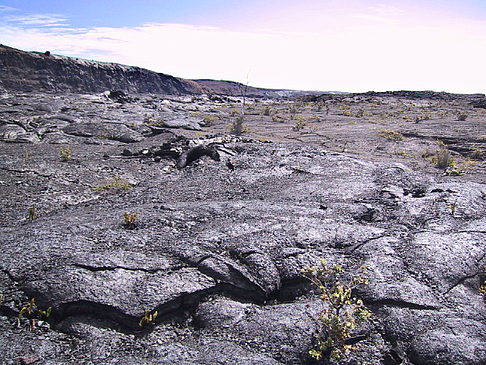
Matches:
[[0, 45, 316, 97], [0, 44, 197, 94]]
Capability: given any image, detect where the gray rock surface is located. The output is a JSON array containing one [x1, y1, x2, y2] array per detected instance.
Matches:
[[0, 88, 485, 364]]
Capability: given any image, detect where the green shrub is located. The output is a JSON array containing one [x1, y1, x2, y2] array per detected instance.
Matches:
[[302, 260, 371, 362]]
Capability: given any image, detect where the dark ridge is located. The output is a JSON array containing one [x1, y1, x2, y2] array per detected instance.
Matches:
[[0, 44, 196, 94], [0, 44, 321, 97], [362, 90, 485, 101]]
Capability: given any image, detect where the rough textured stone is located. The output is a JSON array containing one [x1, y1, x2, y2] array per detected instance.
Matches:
[[0, 62, 485, 363]]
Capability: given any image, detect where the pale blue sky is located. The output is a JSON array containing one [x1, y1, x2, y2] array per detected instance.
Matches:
[[1, 1, 486, 93]]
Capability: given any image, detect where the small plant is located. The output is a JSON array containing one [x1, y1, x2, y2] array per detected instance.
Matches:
[[424, 141, 451, 169], [262, 106, 272, 116], [339, 105, 351, 117], [293, 121, 307, 131], [94, 177, 133, 192], [18, 298, 52, 330], [229, 108, 241, 118], [447, 158, 477, 176], [341, 141, 348, 153], [446, 200, 458, 215], [123, 211, 138, 229], [415, 113, 430, 122], [378, 129, 404, 141], [27, 206, 36, 220], [144, 118, 166, 127], [289, 104, 299, 116], [393, 150, 413, 158], [302, 260, 371, 362], [456, 112, 468, 121], [139, 309, 158, 327], [203, 114, 218, 126], [435, 148, 451, 169], [471, 148, 484, 160], [480, 267, 486, 302], [60, 146, 71, 161]]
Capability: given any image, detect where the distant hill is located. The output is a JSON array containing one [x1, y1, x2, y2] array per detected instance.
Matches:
[[0, 44, 320, 97]]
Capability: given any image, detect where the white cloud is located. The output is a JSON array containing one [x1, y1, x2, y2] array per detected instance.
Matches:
[[1, 13, 485, 93], [0, 5, 18, 12], [4, 14, 68, 27]]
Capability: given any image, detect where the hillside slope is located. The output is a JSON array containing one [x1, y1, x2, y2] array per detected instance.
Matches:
[[0, 45, 308, 97]]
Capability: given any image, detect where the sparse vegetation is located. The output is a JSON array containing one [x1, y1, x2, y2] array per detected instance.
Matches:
[[471, 148, 484, 160], [229, 108, 241, 118], [456, 112, 468, 121], [480, 267, 486, 302], [415, 113, 430, 122], [302, 260, 371, 362], [18, 298, 52, 330], [228, 119, 250, 135], [123, 211, 138, 229], [339, 105, 351, 117], [378, 129, 404, 141], [60, 146, 71, 161], [27, 205, 36, 220], [446, 158, 476, 176], [94, 177, 133, 191], [423, 141, 451, 169], [203, 114, 218, 126], [289, 105, 299, 119], [446, 200, 458, 215], [292, 121, 307, 131], [435, 147, 451, 169], [393, 150, 413, 158], [144, 118, 166, 127], [139, 309, 158, 327]]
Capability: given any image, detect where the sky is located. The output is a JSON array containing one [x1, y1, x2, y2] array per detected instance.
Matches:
[[1, 0, 486, 93]]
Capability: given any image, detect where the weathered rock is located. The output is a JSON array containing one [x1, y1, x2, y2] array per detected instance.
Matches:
[[0, 88, 485, 364], [0, 124, 39, 143], [63, 122, 144, 143], [159, 118, 205, 131]]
